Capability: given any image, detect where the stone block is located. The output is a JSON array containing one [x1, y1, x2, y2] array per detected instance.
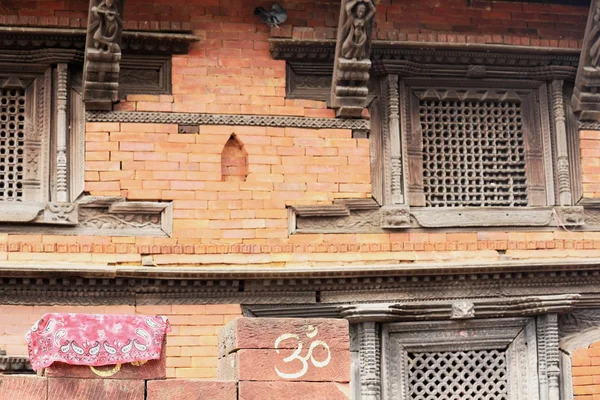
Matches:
[[47, 378, 144, 400], [222, 349, 351, 382], [147, 380, 237, 400], [238, 381, 351, 400], [0, 375, 47, 400], [218, 318, 349, 358]]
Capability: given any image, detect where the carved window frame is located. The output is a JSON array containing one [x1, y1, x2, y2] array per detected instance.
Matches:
[[382, 318, 540, 400], [0, 63, 83, 225], [373, 76, 582, 228]]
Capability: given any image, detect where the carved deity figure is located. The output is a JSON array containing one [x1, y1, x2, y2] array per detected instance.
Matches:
[[341, 0, 376, 61], [589, 1, 600, 68], [89, 0, 122, 53]]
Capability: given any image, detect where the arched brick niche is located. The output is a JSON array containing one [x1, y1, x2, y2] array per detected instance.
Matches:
[[221, 134, 247, 182], [561, 328, 600, 400]]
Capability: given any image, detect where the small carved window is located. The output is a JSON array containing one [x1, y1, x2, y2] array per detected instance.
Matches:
[[0, 87, 26, 201], [0, 66, 85, 225], [407, 349, 509, 399]]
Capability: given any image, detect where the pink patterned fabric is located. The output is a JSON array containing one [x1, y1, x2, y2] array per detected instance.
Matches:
[[25, 313, 171, 371]]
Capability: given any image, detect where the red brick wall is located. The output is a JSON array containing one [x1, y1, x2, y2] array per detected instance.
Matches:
[[0, 304, 241, 379], [572, 341, 600, 399], [581, 130, 600, 199], [0, 0, 587, 46]]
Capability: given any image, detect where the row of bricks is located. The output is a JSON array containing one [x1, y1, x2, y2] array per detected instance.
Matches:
[[5, 231, 600, 248], [5, 248, 600, 265]]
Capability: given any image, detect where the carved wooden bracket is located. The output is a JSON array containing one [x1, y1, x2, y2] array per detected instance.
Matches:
[[329, 0, 376, 118], [573, 0, 600, 121], [82, 0, 125, 111]]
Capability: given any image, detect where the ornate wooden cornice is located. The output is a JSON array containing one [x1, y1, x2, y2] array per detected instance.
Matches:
[[270, 39, 580, 80], [3, 259, 600, 306], [0, 26, 199, 55], [86, 110, 371, 130]]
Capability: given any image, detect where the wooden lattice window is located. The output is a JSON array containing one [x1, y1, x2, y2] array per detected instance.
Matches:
[[407, 349, 509, 399], [383, 318, 540, 400], [419, 99, 528, 208], [403, 81, 553, 209], [0, 66, 85, 225]]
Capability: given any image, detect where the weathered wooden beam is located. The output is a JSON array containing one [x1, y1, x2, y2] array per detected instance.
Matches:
[[82, 0, 125, 111], [329, 0, 376, 118], [573, 0, 600, 121]]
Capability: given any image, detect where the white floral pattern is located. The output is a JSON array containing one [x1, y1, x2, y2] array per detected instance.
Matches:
[[25, 313, 171, 371]]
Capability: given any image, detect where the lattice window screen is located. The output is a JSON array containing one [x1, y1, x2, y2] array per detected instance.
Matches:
[[0, 88, 26, 201], [407, 349, 509, 400], [419, 99, 528, 207]]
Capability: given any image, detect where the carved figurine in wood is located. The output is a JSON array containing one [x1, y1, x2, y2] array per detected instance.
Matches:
[[341, 0, 375, 61], [90, 0, 122, 54], [330, 0, 376, 117], [82, 0, 124, 110]]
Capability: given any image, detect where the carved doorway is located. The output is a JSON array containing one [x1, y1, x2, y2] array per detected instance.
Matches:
[[381, 318, 540, 400]]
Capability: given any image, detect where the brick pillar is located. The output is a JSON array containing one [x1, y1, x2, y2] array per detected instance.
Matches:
[[581, 129, 600, 198], [570, 341, 600, 399], [218, 318, 352, 400]]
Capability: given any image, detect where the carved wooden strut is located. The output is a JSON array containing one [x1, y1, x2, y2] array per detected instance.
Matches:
[[82, 0, 124, 110], [330, 0, 376, 118], [573, 0, 600, 121]]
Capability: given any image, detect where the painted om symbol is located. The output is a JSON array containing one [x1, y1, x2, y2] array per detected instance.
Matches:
[[274, 325, 331, 379]]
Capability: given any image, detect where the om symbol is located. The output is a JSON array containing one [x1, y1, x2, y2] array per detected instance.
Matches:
[[274, 325, 331, 379]]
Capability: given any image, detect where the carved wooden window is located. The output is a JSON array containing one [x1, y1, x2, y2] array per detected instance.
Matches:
[[419, 99, 528, 208], [383, 318, 539, 400], [0, 66, 83, 225], [403, 82, 551, 208], [407, 349, 509, 399]]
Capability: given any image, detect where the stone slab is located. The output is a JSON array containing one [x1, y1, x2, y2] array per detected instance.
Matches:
[[47, 378, 144, 400], [218, 318, 349, 358], [231, 349, 351, 382], [238, 381, 351, 400], [147, 380, 237, 400], [0, 375, 47, 400]]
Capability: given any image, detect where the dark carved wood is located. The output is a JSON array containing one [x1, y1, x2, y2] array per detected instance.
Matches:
[[573, 0, 600, 121], [0, 26, 198, 55], [119, 54, 171, 97], [330, 0, 376, 117], [272, 40, 579, 80], [82, 0, 125, 110]]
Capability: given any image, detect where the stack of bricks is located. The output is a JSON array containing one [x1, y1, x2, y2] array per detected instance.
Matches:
[[571, 342, 600, 399], [0, 305, 241, 379]]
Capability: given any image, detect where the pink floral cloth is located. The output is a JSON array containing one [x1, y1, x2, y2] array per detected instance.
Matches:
[[25, 313, 171, 371]]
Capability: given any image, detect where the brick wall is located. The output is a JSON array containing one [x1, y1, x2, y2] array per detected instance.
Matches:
[[0, 304, 241, 379], [572, 341, 600, 399], [0, 0, 587, 45], [581, 130, 600, 199]]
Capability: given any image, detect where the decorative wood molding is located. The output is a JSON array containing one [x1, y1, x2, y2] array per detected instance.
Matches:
[[271, 40, 579, 80], [87, 110, 371, 130], [4, 263, 600, 306], [82, 0, 125, 110], [329, 0, 377, 117], [294, 205, 585, 232], [0, 26, 199, 55], [0, 196, 172, 236], [573, 0, 600, 121], [119, 55, 171, 97]]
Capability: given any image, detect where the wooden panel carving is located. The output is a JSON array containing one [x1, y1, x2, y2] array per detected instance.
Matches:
[[119, 55, 171, 97], [82, 0, 125, 110]]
